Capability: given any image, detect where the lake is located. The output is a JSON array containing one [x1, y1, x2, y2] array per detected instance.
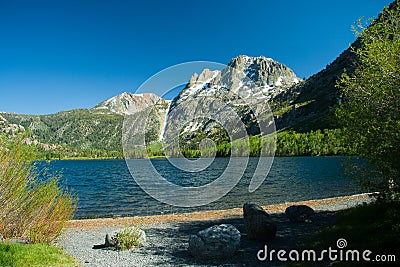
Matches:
[[38, 157, 361, 219]]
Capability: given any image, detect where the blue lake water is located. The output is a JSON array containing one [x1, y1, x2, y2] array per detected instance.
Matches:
[[38, 157, 361, 219]]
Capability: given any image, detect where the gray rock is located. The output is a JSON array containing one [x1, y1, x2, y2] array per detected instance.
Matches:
[[243, 203, 277, 241], [104, 232, 118, 247], [132, 227, 146, 246], [285, 205, 315, 223], [188, 224, 241, 259]]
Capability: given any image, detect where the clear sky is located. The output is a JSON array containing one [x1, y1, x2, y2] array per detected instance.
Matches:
[[0, 0, 393, 114]]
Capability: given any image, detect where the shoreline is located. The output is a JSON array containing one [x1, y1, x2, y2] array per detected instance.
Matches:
[[40, 154, 350, 161], [66, 193, 375, 229]]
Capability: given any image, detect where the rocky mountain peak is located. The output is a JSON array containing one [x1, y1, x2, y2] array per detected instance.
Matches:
[[227, 55, 300, 87], [174, 55, 301, 107], [228, 55, 272, 68], [179, 69, 220, 100], [187, 68, 220, 87], [95, 92, 169, 115], [164, 55, 302, 140]]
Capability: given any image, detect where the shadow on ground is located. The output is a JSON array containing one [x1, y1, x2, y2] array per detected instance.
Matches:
[[130, 211, 338, 266]]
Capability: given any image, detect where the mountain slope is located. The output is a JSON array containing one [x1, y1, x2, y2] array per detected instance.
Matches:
[[273, 1, 399, 132], [0, 114, 25, 135], [1, 93, 170, 155], [164, 55, 301, 143], [173, 55, 301, 106], [271, 41, 359, 132], [1, 109, 124, 151], [95, 92, 169, 115]]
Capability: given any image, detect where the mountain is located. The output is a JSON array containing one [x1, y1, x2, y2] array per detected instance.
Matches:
[[1, 93, 170, 156], [174, 55, 301, 105], [0, 51, 349, 156], [0, 47, 351, 156], [163, 55, 302, 144], [94, 92, 169, 115]]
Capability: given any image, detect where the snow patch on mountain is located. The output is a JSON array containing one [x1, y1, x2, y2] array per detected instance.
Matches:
[[173, 55, 302, 106], [159, 101, 171, 140]]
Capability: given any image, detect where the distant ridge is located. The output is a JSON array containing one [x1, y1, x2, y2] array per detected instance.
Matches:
[[95, 92, 169, 115]]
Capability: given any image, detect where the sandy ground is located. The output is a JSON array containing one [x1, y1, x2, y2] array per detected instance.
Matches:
[[66, 193, 374, 229]]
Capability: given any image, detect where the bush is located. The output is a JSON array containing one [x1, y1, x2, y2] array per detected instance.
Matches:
[[0, 134, 76, 244], [116, 225, 145, 251]]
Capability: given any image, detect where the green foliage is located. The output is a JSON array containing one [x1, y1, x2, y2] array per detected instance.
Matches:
[[225, 129, 346, 157], [304, 201, 400, 261], [337, 3, 400, 195], [152, 129, 347, 158], [0, 243, 76, 267], [276, 129, 347, 156], [146, 141, 165, 158], [116, 225, 145, 251], [0, 134, 76, 244]]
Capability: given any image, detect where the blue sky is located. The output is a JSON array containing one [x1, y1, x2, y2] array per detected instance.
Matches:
[[0, 0, 393, 114]]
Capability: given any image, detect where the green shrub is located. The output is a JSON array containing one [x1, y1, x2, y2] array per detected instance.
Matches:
[[116, 225, 145, 251], [0, 134, 76, 244]]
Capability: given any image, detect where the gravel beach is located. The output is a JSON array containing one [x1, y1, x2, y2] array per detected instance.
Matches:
[[56, 194, 374, 267]]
